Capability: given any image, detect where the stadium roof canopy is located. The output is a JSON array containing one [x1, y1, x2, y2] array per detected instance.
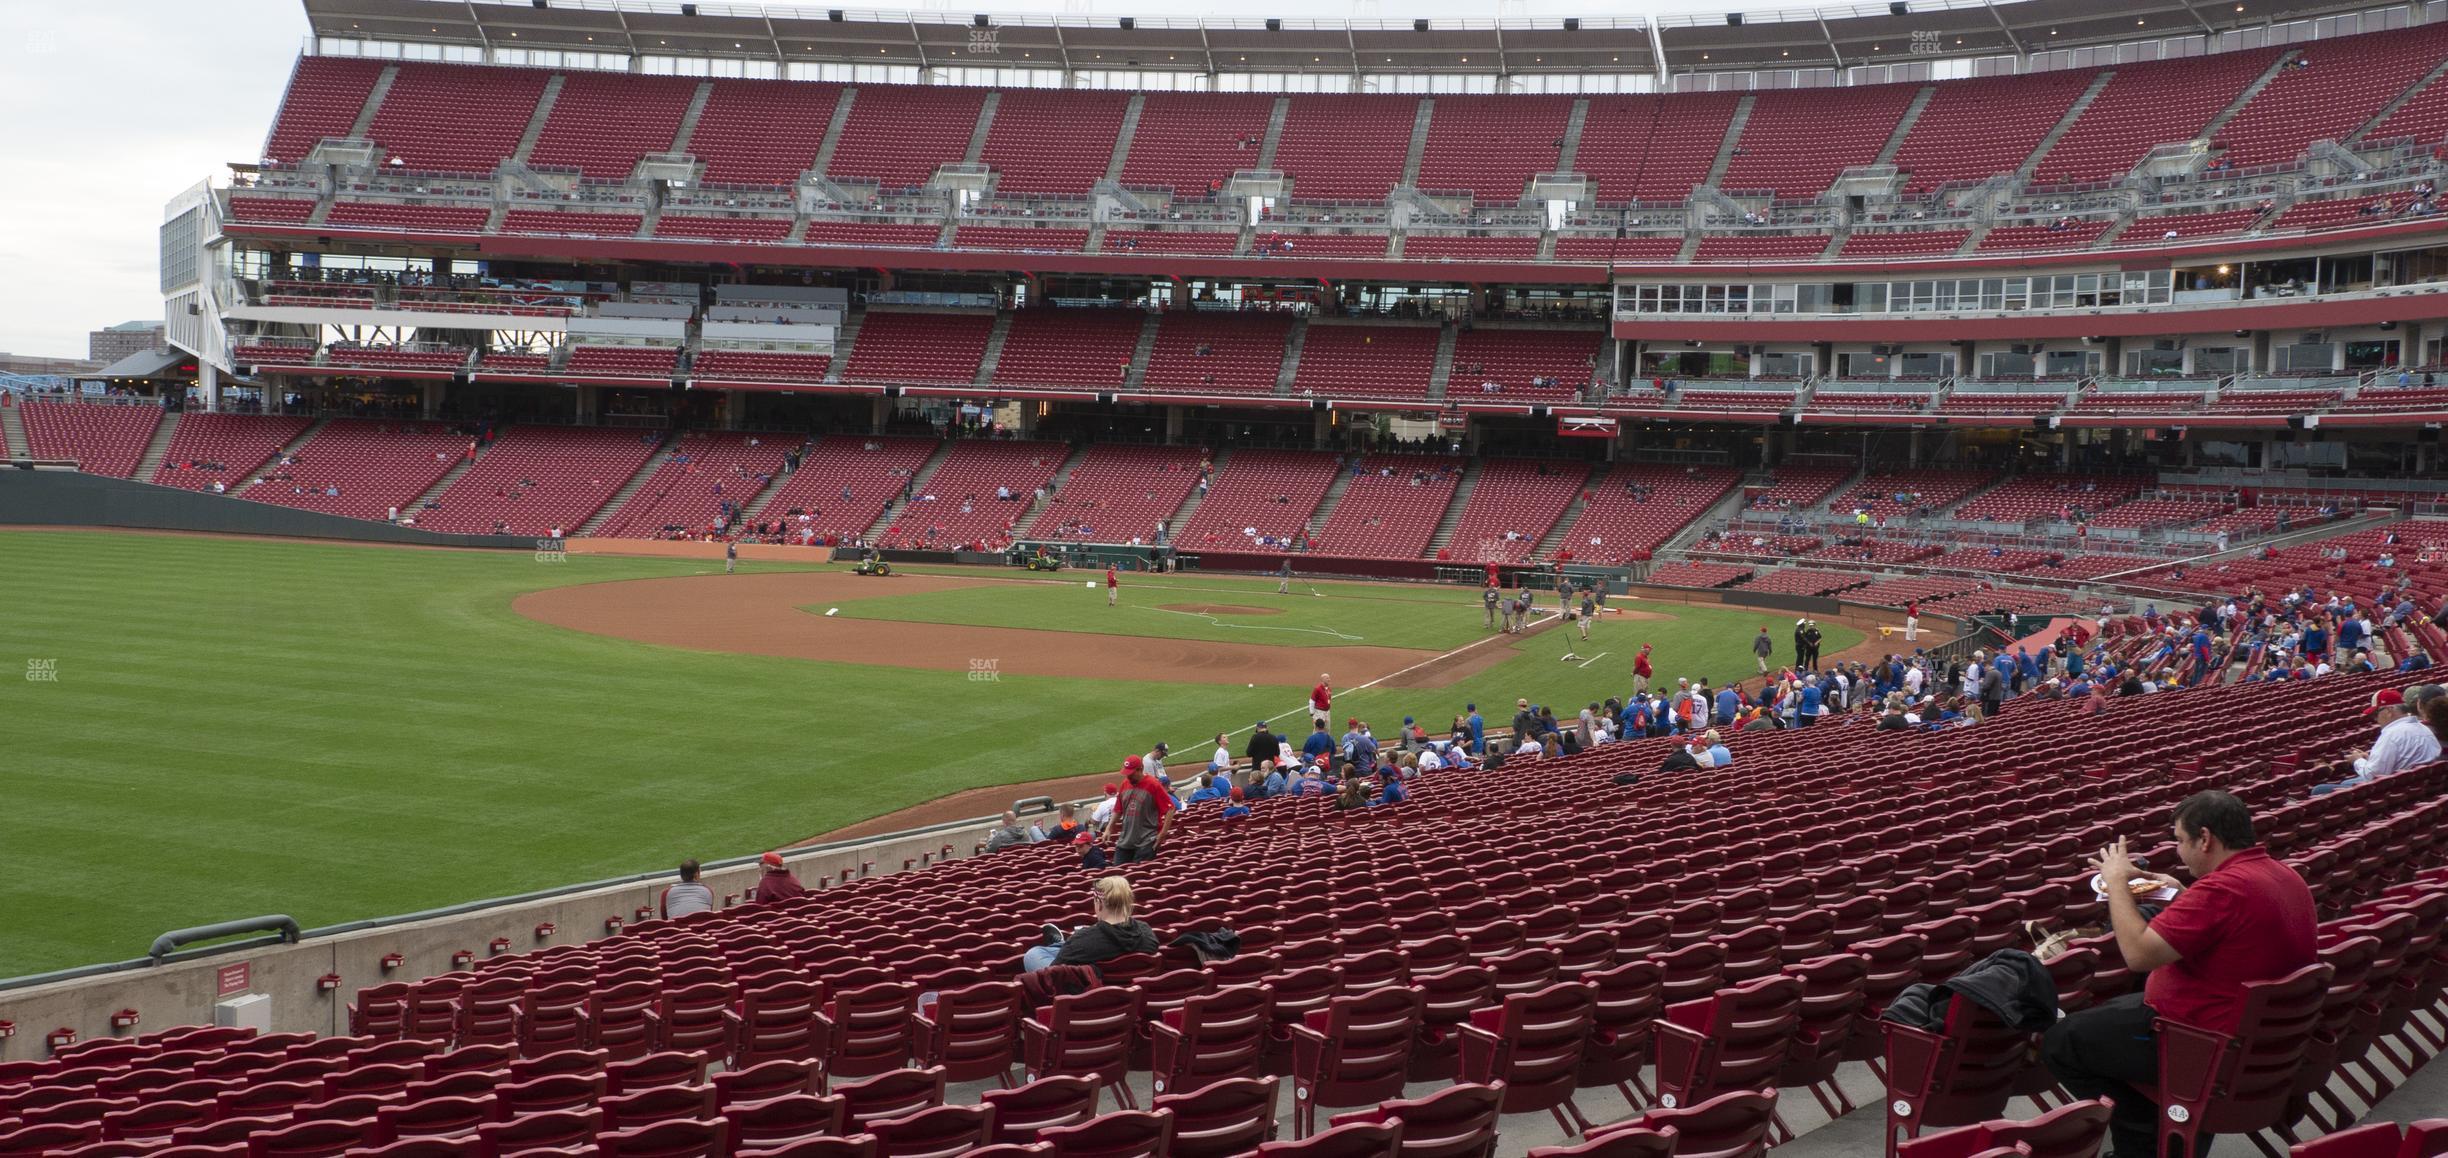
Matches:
[[301, 0, 2393, 76]]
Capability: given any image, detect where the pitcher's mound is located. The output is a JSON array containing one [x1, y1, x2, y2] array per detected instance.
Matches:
[[1160, 603, 1284, 616]]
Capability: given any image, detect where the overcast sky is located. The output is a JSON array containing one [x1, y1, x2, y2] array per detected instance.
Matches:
[[0, 0, 1754, 360]]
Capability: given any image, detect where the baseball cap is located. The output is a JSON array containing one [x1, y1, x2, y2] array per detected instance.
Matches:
[[1152, 742, 1168, 753], [1123, 755, 1144, 773], [761, 851, 784, 868], [2366, 688, 2406, 716]]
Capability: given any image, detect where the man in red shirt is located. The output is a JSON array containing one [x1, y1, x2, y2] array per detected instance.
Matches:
[[1105, 565, 1119, 607], [1905, 599, 1920, 642], [1309, 674, 1332, 730], [2041, 791, 2316, 1157], [1633, 644, 1654, 694]]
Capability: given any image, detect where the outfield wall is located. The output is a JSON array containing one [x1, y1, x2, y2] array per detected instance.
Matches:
[[0, 468, 528, 549]]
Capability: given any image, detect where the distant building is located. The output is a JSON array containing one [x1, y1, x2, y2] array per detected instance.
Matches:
[[0, 352, 100, 377], [89, 320, 167, 366]]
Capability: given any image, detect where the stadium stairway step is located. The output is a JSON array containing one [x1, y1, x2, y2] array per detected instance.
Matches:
[[864, 438, 960, 540], [962, 91, 1000, 166], [1536, 231, 1558, 260], [1661, 468, 1768, 555], [1256, 96, 1290, 170], [1164, 446, 1223, 532], [1703, 95, 1756, 189], [1955, 222, 1991, 256], [1124, 311, 1161, 391], [1385, 232, 1406, 260], [2353, 53, 2448, 143], [1817, 229, 1847, 261], [0, 402, 27, 459], [1426, 323, 1457, 401], [2020, 69, 2115, 178], [1104, 94, 1145, 183], [810, 87, 857, 179], [509, 74, 565, 168], [1011, 443, 1089, 538], [824, 312, 866, 384], [1302, 457, 1357, 543], [1401, 97, 1434, 187], [1556, 99, 1589, 173], [1530, 461, 1605, 561], [132, 410, 183, 482], [668, 80, 715, 156], [575, 432, 676, 537], [237, 417, 333, 490], [1274, 317, 1309, 396], [973, 312, 1015, 388], [348, 65, 398, 141], [398, 440, 482, 520], [1874, 85, 1936, 166], [2095, 207, 2139, 247], [1424, 458, 1483, 554], [740, 437, 817, 524], [2200, 49, 2300, 144]]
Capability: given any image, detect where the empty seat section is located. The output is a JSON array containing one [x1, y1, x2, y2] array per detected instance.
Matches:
[[824, 85, 985, 189], [364, 63, 549, 175], [2268, 192, 2407, 233], [753, 435, 939, 544], [2068, 391, 2203, 415], [227, 196, 320, 223], [500, 210, 643, 237], [2202, 389, 2340, 414], [978, 89, 1129, 196], [654, 215, 795, 242], [592, 432, 792, 539], [2214, 26, 2448, 167], [325, 201, 490, 232], [689, 79, 841, 186], [1309, 455, 1465, 559], [1692, 234, 1830, 262], [1438, 459, 1586, 563], [1556, 235, 1683, 263], [1447, 328, 1599, 401], [1554, 464, 1739, 564], [2334, 387, 2448, 412], [842, 313, 995, 384], [1262, 231, 1390, 257], [1644, 560, 1756, 588], [1890, 70, 2094, 194], [690, 350, 833, 385], [1142, 313, 1292, 395], [1827, 469, 1990, 517], [151, 414, 314, 492], [2084, 497, 2228, 529], [951, 227, 1088, 253], [2031, 50, 2280, 185], [1975, 220, 2111, 252], [527, 72, 695, 179], [233, 341, 320, 366], [1575, 93, 1742, 204], [992, 309, 1144, 389], [1116, 92, 1278, 197], [479, 350, 554, 374], [414, 426, 662, 537], [803, 221, 943, 248], [1719, 83, 1921, 198], [875, 440, 1067, 552], [1837, 230, 1968, 258], [1101, 229, 1239, 255], [1289, 324, 1439, 399], [243, 420, 466, 521], [1177, 450, 1341, 549], [1029, 444, 1204, 543], [1805, 391, 1926, 414], [2366, 50, 2448, 146], [1415, 95, 1574, 202], [1677, 390, 1795, 415], [20, 402, 163, 478], [263, 56, 387, 163], [1403, 235, 1541, 261], [1274, 95, 1417, 202], [1935, 392, 2065, 418], [321, 344, 470, 374], [2126, 208, 2266, 242], [565, 347, 680, 380], [1732, 567, 1870, 597], [1952, 474, 2147, 522], [1745, 465, 1854, 511]]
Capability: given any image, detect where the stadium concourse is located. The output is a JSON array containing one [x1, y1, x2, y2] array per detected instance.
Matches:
[[8, 582, 2448, 1157]]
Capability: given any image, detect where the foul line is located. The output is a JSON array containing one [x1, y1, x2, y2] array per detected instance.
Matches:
[[1134, 604, 1366, 641], [1577, 651, 1611, 669]]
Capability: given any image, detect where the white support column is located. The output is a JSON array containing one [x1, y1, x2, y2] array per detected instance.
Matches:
[[199, 362, 221, 412]]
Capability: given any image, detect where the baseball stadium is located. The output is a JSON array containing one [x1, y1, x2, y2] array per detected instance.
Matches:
[[5, 0, 2448, 1152]]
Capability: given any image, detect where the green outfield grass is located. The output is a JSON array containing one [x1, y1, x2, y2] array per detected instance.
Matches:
[[0, 531, 1856, 977]]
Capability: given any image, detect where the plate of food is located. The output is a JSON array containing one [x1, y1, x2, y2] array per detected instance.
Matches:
[[2090, 873, 2179, 903]]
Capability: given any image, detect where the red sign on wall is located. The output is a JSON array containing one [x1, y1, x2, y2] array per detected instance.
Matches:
[[216, 962, 251, 997]]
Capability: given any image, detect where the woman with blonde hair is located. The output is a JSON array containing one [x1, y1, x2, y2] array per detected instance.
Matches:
[[1024, 875, 1157, 972]]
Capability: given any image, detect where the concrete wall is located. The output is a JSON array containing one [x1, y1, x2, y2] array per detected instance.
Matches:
[[0, 469, 526, 549], [0, 821, 989, 1058]]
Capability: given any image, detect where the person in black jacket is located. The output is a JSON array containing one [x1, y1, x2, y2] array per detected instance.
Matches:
[[1024, 876, 1159, 972], [1658, 741, 1704, 774], [1242, 722, 1279, 767]]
